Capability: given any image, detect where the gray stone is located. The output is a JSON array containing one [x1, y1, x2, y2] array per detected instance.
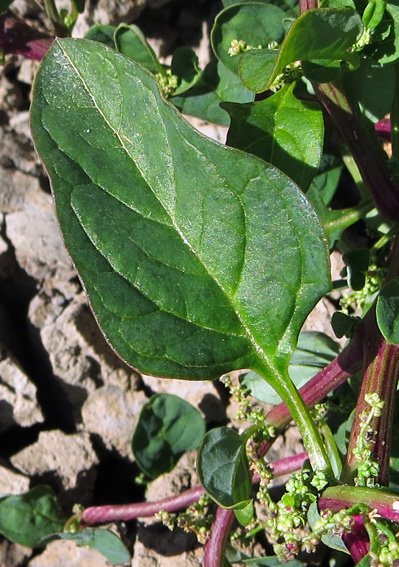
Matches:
[[0, 357, 44, 433], [28, 539, 114, 567], [0, 463, 30, 495], [11, 430, 98, 491], [82, 385, 147, 458]]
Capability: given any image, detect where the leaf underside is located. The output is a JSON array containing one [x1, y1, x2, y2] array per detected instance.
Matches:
[[31, 39, 330, 381]]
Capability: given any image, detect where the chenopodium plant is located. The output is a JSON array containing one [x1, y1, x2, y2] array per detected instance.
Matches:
[[27, 0, 399, 564]]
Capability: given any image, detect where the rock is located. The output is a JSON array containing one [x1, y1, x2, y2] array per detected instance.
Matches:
[[132, 530, 203, 567], [35, 297, 141, 422], [0, 538, 31, 567], [82, 385, 147, 458], [28, 539, 114, 567], [11, 430, 98, 492], [0, 357, 44, 433], [0, 464, 30, 495]]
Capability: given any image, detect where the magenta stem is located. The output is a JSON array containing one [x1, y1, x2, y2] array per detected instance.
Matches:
[[81, 485, 205, 526], [204, 508, 235, 567], [0, 11, 53, 60]]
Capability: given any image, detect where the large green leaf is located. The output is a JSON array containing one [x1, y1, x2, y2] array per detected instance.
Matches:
[[0, 486, 66, 548], [31, 39, 330, 384], [222, 83, 324, 191], [132, 393, 206, 479]]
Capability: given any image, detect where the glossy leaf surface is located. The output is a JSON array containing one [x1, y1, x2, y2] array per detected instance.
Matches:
[[197, 427, 251, 508], [31, 39, 330, 383], [44, 529, 131, 565], [0, 486, 65, 548], [223, 84, 324, 191], [132, 393, 206, 479]]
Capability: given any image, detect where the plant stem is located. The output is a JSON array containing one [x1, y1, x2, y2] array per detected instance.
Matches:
[[265, 321, 365, 431], [341, 328, 399, 485], [319, 485, 399, 523], [256, 361, 333, 477], [81, 486, 205, 526], [0, 11, 53, 60], [299, 0, 319, 14], [314, 81, 399, 222], [204, 508, 235, 567]]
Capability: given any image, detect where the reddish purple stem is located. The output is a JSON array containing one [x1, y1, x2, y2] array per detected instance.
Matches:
[[81, 486, 205, 526], [375, 118, 391, 142], [342, 516, 370, 563], [0, 11, 53, 60], [204, 508, 235, 567]]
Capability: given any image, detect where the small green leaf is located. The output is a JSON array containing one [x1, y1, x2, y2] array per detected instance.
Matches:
[[132, 393, 206, 479], [376, 278, 399, 344], [343, 248, 370, 291], [198, 427, 251, 508], [238, 48, 279, 93], [0, 486, 66, 548], [367, 1, 399, 65], [223, 83, 324, 190], [84, 25, 116, 48], [44, 529, 130, 565], [172, 59, 255, 125], [171, 47, 202, 95], [211, 2, 286, 74], [331, 312, 359, 339], [266, 8, 364, 89], [114, 24, 164, 74], [31, 39, 330, 382], [234, 499, 254, 527]]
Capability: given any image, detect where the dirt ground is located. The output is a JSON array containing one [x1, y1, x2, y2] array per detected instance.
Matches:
[[0, 1, 341, 565]]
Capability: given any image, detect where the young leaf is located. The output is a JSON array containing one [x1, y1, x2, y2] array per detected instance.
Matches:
[[171, 47, 202, 95], [132, 393, 206, 479], [31, 39, 330, 384], [238, 48, 279, 93], [376, 278, 399, 344], [114, 24, 164, 74], [197, 427, 251, 508], [84, 25, 116, 49], [223, 83, 324, 191], [43, 529, 130, 565], [172, 59, 255, 126], [265, 8, 363, 89], [211, 2, 286, 74], [0, 486, 66, 548], [243, 557, 304, 566]]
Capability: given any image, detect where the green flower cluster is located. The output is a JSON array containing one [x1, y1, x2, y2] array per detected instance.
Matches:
[[353, 393, 385, 487]]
